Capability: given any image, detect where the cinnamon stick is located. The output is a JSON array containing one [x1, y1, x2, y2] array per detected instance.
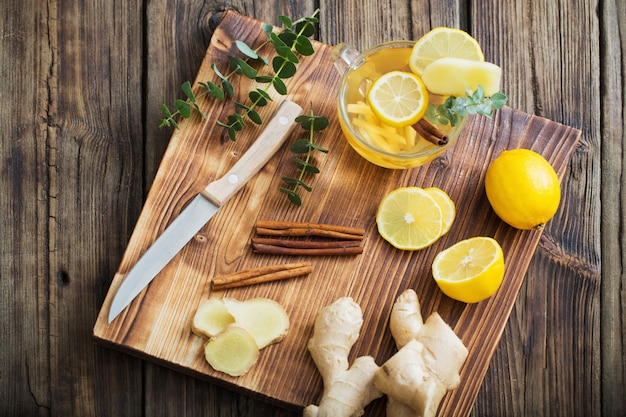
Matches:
[[256, 220, 365, 240], [251, 237, 363, 249], [252, 242, 364, 256], [412, 118, 448, 146], [212, 262, 312, 291]]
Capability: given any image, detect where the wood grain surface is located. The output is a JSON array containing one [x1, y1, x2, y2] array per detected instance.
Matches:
[[2, 0, 621, 416], [93, 12, 581, 415]]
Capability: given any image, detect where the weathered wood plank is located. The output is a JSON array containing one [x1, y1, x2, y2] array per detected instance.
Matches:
[[0, 1, 51, 414], [39, 0, 145, 415], [600, 1, 626, 416], [472, 0, 603, 415]]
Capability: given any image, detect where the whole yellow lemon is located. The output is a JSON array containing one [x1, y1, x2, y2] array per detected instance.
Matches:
[[485, 149, 560, 230]]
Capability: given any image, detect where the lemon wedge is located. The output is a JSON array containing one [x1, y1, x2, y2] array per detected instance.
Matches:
[[409, 27, 484, 76], [422, 57, 502, 97], [432, 237, 505, 303], [366, 71, 429, 128]]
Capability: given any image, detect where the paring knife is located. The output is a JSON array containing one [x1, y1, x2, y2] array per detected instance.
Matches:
[[108, 100, 303, 323]]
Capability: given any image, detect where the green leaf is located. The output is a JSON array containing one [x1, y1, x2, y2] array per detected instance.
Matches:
[[227, 113, 245, 129], [282, 177, 301, 186], [293, 157, 320, 174], [222, 79, 234, 97], [248, 109, 262, 124], [249, 90, 268, 107], [491, 92, 508, 109], [272, 78, 287, 95], [279, 188, 302, 206], [278, 31, 297, 48], [181, 81, 195, 101], [270, 33, 299, 63], [228, 127, 237, 141], [200, 81, 225, 101], [261, 23, 274, 37], [273, 56, 297, 78], [161, 103, 174, 118], [294, 36, 314, 56], [290, 138, 311, 153], [283, 177, 313, 192], [175, 99, 191, 118], [310, 143, 329, 153], [235, 40, 259, 60], [472, 84, 485, 102], [278, 15, 293, 28], [228, 56, 257, 79], [296, 114, 329, 131], [295, 19, 316, 37], [255, 75, 274, 83]]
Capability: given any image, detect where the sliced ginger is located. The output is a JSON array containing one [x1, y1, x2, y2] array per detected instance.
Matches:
[[191, 296, 289, 376], [223, 297, 289, 349], [204, 324, 259, 377], [191, 298, 235, 338]]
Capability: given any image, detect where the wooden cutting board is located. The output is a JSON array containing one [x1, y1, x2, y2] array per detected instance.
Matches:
[[94, 11, 581, 416]]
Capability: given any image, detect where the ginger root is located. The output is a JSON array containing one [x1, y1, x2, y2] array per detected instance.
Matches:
[[192, 296, 289, 376], [374, 289, 468, 417], [303, 297, 383, 417], [302, 291, 467, 417]]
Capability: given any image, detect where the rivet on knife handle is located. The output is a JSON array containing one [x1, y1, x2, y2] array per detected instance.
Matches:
[[107, 100, 303, 323]]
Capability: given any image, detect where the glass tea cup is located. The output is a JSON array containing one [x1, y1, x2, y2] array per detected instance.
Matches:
[[332, 41, 467, 169]]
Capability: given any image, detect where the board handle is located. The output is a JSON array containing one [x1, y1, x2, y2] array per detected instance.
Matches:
[[201, 100, 303, 206]]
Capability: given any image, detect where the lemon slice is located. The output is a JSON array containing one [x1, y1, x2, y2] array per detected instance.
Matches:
[[432, 237, 505, 303], [376, 187, 443, 250], [409, 27, 484, 76], [422, 57, 502, 97], [366, 71, 428, 128], [424, 187, 456, 236]]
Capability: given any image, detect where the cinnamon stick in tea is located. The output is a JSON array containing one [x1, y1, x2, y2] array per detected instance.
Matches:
[[413, 118, 448, 146]]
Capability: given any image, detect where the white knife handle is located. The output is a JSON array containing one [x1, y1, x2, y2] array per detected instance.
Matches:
[[201, 100, 303, 206]]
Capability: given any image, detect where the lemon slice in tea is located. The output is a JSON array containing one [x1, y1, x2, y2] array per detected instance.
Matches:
[[367, 71, 429, 128]]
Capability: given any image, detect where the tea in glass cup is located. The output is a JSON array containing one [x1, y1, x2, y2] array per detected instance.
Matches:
[[333, 41, 467, 169]]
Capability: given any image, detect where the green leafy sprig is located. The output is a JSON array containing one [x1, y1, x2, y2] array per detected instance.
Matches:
[[280, 109, 329, 206], [426, 85, 508, 127], [159, 11, 320, 141]]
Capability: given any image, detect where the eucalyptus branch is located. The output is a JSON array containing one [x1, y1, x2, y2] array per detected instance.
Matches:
[[280, 107, 329, 207], [426, 84, 508, 127], [159, 10, 320, 141]]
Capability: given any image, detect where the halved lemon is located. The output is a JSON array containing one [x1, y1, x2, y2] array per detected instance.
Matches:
[[376, 187, 443, 250], [409, 27, 484, 76], [424, 187, 456, 236], [366, 71, 429, 128], [422, 57, 502, 97], [432, 237, 505, 303]]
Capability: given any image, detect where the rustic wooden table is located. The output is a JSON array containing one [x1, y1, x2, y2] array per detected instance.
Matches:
[[1, 1, 623, 416]]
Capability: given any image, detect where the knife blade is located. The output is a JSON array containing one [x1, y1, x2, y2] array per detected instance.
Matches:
[[108, 100, 303, 323]]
